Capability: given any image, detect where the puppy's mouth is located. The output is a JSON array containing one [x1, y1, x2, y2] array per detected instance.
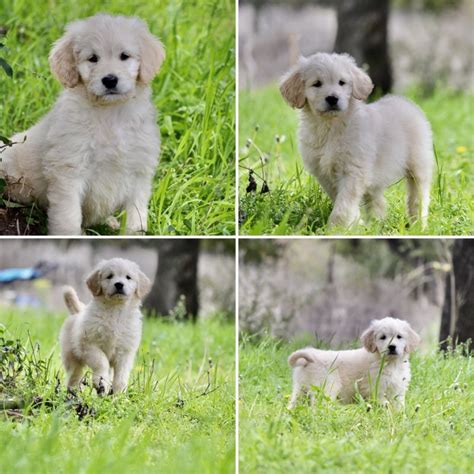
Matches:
[[323, 106, 341, 113], [110, 289, 127, 298], [95, 89, 130, 103]]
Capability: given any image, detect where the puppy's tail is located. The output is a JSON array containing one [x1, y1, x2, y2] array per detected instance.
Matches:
[[63, 286, 84, 315], [288, 349, 315, 368]]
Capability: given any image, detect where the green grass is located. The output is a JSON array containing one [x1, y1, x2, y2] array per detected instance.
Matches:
[[0, 0, 235, 235], [239, 86, 474, 235], [239, 333, 473, 473], [0, 308, 235, 473]]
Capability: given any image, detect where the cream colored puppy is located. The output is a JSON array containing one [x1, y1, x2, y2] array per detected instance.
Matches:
[[60, 258, 151, 394], [288, 318, 420, 410], [1, 14, 165, 235], [280, 53, 433, 228]]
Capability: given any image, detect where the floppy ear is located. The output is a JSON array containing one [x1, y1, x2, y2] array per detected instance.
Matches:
[[405, 325, 421, 353], [350, 63, 373, 100], [361, 325, 377, 353], [136, 270, 152, 300], [340, 54, 373, 101], [49, 34, 79, 88], [280, 66, 306, 109], [86, 270, 102, 297], [138, 27, 165, 84]]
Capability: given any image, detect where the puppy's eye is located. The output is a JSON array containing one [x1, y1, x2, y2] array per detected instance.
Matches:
[[120, 53, 130, 61], [313, 80, 322, 88], [397, 335, 402, 339], [106, 274, 113, 280], [126, 275, 131, 280], [380, 335, 386, 340], [88, 54, 99, 63], [339, 80, 346, 86]]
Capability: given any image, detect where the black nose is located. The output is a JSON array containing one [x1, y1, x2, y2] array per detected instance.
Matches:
[[388, 345, 396, 352], [102, 74, 118, 89], [114, 282, 124, 290], [325, 95, 339, 106]]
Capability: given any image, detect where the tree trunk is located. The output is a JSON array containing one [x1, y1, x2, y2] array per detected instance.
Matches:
[[439, 240, 474, 351], [144, 240, 200, 321], [334, 0, 392, 94]]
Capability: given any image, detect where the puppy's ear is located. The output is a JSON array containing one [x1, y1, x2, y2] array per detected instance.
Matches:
[[280, 64, 306, 109], [49, 34, 79, 88], [341, 54, 373, 101], [136, 270, 152, 300], [138, 25, 165, 84], [361, 325, 377, 353], [405, 325, 421, 353], [86, 270, 102, 297]]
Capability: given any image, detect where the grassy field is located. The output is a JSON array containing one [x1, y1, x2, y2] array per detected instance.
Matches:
[[0, 0, 235, 235], [239, 333, 473, 473], [239, 86, 474, 235], [0, 308, 235, 473]]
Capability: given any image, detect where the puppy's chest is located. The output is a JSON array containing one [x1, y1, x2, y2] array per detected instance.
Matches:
[[300, 128, 353, 180], [300, 124, 355, 183], [83, 120, 157, 177], [85, 316, 136, 356]]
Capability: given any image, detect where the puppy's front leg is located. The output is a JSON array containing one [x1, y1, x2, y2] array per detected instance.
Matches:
[[47, 182, 83, 235], [125, 189, 150, 234], [82, 347, 111, 395], [328, 177, 363, 228], [112, 352, 135, 394]]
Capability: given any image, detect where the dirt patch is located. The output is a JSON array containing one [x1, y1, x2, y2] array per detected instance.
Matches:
[[0, 206, 46, 235]]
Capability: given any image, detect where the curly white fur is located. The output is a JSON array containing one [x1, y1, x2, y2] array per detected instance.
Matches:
[[0, 14, 165, 235], [280, 53, 433, 229], [288, 317, 420, 410], [60, 258, 152, 394]]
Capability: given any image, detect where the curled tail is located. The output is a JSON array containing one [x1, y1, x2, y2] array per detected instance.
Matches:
[[288, 349, 315, 368], [63, 286, 84, 315]]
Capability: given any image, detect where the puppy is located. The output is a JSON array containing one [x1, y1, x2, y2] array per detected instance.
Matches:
[[1, 14, 165, 235], [288, 317, 420, 410], [60, 258, 152, 394], [280, 53, 434, 229]]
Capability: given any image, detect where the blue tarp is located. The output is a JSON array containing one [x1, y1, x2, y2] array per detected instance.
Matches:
[[0, 268, 43, 283]]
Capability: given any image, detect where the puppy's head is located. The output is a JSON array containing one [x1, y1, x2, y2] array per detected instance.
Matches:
[[86, 258, 152, 302], [49, 14, 165, 104], [280, 53, 373, 116], [361, 317, 420, 358]]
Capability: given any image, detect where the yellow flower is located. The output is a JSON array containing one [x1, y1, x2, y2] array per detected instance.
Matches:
[[456, 146, 467, 154]]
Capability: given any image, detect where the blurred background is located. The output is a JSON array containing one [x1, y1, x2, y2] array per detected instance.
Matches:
[[0, 239, 235, 320], [239, 239, 473, 348], [239, 0, 473, 93]]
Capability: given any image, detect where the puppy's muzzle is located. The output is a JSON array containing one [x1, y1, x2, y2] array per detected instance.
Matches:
[[114, 281, 125, 295], [388, 344, 397, 355], [102, 74, 119, 92], [325, 95, 340, 111]]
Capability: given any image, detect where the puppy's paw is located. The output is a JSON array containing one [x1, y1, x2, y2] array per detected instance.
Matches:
[[125, 226, 147, 236], [95, 377, 111, 397], [105, 216, 120, 230], [112, 380, 127, 394]]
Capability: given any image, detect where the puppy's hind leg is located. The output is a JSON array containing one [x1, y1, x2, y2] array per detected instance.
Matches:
[[406, 144, 433, 228], [407, 174, 431, 229], [288, 381, 302, 410]]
